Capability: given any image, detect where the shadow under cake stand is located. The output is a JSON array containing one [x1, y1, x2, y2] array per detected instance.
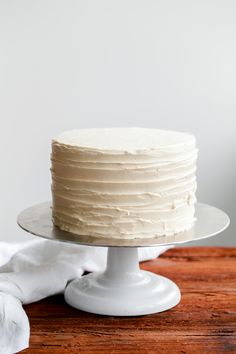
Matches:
[[17, 202, 229, 316]]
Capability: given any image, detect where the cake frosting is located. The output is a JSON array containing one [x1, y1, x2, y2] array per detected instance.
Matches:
[[51, 127, 198, 239]]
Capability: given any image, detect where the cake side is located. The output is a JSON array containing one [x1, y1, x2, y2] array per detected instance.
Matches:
[[51, 127, 197, 239]]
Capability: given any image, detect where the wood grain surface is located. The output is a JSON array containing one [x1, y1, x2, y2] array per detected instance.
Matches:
[[22, 247, 236, 354]]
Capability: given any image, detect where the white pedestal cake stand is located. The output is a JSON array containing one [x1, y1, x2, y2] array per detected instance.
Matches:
[[17, 202, 229, 316]]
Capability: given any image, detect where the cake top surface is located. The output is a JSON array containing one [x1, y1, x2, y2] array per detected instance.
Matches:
[[53, 127, 195, 152]]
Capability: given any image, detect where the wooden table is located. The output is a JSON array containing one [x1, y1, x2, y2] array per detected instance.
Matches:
[[22, 247, 236, 353]]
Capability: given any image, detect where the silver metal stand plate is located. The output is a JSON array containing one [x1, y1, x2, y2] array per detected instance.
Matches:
[[17, 202, 230, 247]]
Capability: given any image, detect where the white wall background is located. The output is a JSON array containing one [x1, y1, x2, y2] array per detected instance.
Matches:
[[0, 0, 235, 245]]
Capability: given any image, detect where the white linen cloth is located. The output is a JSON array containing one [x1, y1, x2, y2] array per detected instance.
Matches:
[[0, 239, 172, 353]]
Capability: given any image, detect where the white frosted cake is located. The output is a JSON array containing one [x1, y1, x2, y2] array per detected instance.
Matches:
[[51, 127, 198, 239]]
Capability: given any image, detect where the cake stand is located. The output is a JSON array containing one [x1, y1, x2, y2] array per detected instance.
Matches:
[[17, 202, 229, 316]]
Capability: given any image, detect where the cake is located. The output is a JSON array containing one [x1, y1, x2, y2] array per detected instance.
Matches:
[[51, 127, 198, 239]]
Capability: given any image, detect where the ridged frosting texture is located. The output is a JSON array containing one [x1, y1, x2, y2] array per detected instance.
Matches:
[[51, 128, 197, 239]]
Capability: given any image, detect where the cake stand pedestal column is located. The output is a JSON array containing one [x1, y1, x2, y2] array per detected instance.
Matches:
[[64, 247, 181, 316]]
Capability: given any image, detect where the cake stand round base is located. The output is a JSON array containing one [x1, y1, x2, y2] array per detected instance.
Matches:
[[64, 247, 180, 316]]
